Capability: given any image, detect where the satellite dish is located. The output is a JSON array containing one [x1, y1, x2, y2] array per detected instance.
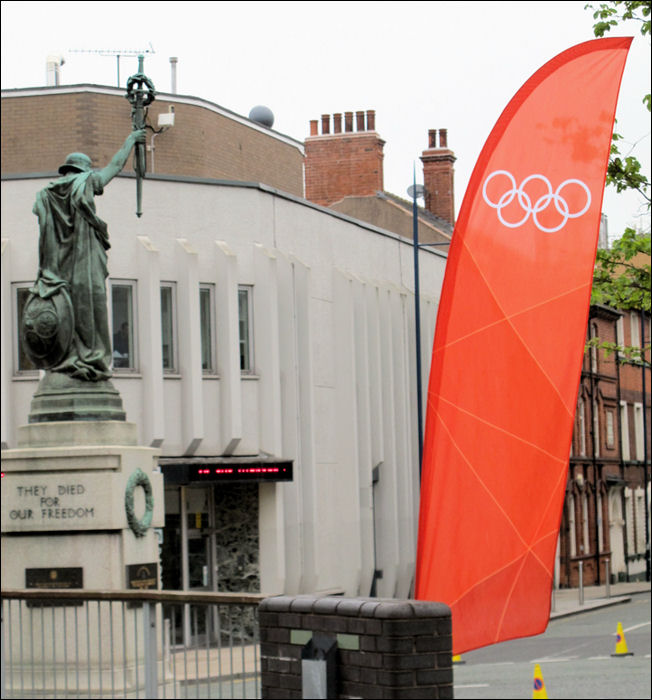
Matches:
[[407, 184, 426, 199], [249, 105, 274, 128]]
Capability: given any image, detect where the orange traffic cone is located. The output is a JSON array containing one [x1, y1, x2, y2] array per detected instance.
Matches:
[[532, 663, 548, 699], [611, 622, 634, 657]]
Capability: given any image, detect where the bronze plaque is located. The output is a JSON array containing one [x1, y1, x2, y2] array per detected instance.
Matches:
[[26, 567, 83, 589], [25, 567, 83, 606], [126, 562, 158, 590]]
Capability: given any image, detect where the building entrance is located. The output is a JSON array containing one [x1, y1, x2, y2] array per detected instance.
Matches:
[[161, 483, 260, 646]]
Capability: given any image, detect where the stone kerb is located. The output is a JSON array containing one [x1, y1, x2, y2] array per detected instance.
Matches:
[[259, 595, 453, 699]]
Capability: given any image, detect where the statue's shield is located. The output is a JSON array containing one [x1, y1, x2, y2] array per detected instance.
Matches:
[[21, 288, 74, 368]]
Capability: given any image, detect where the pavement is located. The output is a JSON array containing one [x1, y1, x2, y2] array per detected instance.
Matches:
[[550, 580, 651, 619]]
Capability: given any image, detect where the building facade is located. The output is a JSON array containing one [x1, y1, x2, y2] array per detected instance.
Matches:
[[1, 85, 447, 610], [3, 82, 647, 607], [560, 305, 651, 586]]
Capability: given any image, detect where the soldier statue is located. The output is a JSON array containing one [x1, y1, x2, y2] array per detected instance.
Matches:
[[22, 129, 146, 381]]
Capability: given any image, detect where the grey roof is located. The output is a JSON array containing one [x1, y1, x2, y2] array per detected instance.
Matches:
[[377, 191, 454, 236]]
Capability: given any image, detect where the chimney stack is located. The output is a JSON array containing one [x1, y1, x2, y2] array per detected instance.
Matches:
[[304, 109, 385, 207], [46, 54, 65, 87], [421, 128, 456, 226], [170, 57, 178, 94]]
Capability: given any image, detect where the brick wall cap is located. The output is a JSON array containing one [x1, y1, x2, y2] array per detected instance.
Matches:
[[260, 595, 299, 612], [260, 595, 451, 619], [333, 598, 366, 616], [289, 596, 323, 613], [312, 596, 341, 614]]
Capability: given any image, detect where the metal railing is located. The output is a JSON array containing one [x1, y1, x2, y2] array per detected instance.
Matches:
[[1, 588, 266, 699]]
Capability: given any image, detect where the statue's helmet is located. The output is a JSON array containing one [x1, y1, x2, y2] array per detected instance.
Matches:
[[58, 152, 93, 175]]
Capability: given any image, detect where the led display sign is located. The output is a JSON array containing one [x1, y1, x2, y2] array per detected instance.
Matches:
[[160, 460, 293, 485]]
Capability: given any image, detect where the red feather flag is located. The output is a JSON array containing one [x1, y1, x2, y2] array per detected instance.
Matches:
[[415, 38, 632, 654]]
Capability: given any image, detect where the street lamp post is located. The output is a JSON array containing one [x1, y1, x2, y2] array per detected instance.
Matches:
[[408, 175, 426, 478], [408, 173, 453, 483]]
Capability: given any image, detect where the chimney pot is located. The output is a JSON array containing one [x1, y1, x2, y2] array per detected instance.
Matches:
[[421, 128, 456, 226], [366, 110, 376, 131], [356, 111, 365, 131], [310, 120, 319, 136], [333, 113, 342, 133], [321, 114, 331, 135], [345, 112, 354, 132]]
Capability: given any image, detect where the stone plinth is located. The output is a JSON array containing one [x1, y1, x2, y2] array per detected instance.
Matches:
[[1, 420, 165, 697]]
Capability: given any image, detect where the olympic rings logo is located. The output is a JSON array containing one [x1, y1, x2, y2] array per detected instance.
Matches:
[[482, 170, 592, 233]]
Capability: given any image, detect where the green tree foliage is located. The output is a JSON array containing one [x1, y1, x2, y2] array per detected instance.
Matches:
[[585, 2, 651, 364]]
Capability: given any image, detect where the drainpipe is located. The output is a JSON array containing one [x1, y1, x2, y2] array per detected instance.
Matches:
[[641, 310, 650, 582], [588, 322, 601, 585], [615, 316, 629, 582]]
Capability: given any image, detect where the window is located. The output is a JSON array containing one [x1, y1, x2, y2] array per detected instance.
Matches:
[[620, 402, 630, 461], [606, 411, 615, 449], [238, 285, 254, 373], [160, 283, 178, 373], [590, 323, 599, 373], [630, 312, 641, 349], [581, 492, 590, 555], [616, 316, 624, 360], [110, 281, 137, 370], [567, 494, 576, 557], [635, 488, 646, 554], [200, 284, 216, 373], [597, 490, 604, 553], [593, 400, 600, 458], [577, 398, 587, 456], [633, 403, 644, 461], [625, 488, 635, 554], [12, 283, 37, 374]]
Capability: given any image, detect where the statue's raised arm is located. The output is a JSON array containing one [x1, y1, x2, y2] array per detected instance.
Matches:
[[97, 128, 146, 188]]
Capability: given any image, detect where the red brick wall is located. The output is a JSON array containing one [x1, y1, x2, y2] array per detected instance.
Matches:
[[304, 111, 384, 208], [421, 129, 456, 226]]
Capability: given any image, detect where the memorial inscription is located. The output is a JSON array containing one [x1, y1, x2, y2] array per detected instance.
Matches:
[[10, 482, 94, 523]]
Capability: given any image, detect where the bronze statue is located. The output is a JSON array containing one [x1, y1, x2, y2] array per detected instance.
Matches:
[[22, 129, 146, 381]]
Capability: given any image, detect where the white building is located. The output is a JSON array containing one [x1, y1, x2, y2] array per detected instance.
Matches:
[[1, 91, 447, 605]]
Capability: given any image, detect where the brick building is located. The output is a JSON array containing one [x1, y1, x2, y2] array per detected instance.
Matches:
[[561, 305, 650, 586], [304, 111, 454, 248], [1, 84, 304, 195]]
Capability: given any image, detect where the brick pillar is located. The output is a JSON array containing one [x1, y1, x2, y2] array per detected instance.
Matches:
[[421, 128, 456, 226], [259, 595, 453, 699], [305, 110, 385, 207]]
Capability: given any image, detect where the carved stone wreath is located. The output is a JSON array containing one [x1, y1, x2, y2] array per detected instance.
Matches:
[[124, 468, 154, 537]]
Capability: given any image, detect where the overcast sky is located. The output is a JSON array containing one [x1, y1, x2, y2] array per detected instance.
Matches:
[[2, 0, 650, 240]]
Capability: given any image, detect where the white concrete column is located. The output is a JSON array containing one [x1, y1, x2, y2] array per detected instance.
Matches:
[[390, 288, 417, 599], [253, 243, 285, 594], [214, 241, 242, 455], [259, 481, 286, 595], [1, 239, 11, 448], [352, 275, 376, 597], [136, 236, 165, 447], [176, 238, 204, 455], [376, 286, 401, 598], [253, 243, 283, 456], [333, 270, 363, 595], [366, 285, 385, 470], [276, 253, 319, 594]]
